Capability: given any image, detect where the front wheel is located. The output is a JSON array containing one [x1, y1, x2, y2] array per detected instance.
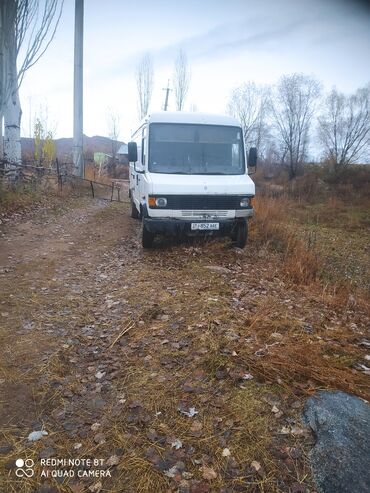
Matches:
[[142, 221, 155, 248], [235, 220, 248, 248]]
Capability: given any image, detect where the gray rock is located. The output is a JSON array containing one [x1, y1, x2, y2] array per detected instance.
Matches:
[[303, 391, 370, 493]]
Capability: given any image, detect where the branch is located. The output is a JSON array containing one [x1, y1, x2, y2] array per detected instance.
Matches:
[[17, 0, 64, 87]]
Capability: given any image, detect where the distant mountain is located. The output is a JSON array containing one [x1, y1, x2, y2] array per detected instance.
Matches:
[[21, 135, 125, 162]]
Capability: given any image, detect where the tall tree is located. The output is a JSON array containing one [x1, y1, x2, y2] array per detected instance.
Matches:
[[270, 73, 320, 179], [2, 0, 63, 179], [136, 52, 153, 120], [318, 85, 370, 170], [106, 108, 120, 175], [0, 2, 13, 161], [173, 49, 191, 111], [227, 82, 269, 155]]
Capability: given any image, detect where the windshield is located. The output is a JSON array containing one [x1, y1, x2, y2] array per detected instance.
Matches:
[[148, 123, 245, 175]]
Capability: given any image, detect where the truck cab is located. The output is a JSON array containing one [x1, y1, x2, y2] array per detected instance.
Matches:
[[128, 111, 257, 248]]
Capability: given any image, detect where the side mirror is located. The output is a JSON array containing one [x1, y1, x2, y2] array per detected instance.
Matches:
[[248, 147, 258, 168], [128, 141, 138, 163]]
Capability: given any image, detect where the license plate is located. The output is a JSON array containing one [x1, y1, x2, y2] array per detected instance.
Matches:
[[191, 222, 219, 230]]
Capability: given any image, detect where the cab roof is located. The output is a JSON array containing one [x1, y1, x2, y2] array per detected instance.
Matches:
[[145, 111, 241, 127]]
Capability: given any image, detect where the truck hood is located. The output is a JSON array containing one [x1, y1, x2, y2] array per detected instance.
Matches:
[[147, 173, 255, 196]]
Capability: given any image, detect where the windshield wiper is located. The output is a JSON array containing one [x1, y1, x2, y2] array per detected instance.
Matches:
[[167, 171, 191, 174]]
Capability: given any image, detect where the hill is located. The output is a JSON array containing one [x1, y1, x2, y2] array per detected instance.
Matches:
[[21, 135, 125, 162]]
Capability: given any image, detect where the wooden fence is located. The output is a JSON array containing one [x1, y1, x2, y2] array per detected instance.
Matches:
[[0, 159, 128, 203]]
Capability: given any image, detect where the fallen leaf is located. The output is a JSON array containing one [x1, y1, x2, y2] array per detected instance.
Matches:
[[94, 433, 106, 444], [171, 439, 183, 450], [88, 481, 102, 493], [182, 471, 193, 479], [106, 455, 120, 467], [164, 465, 178, 478], [290, 427, 310, 437], [242, 373, 254, 380], [251, 460, 261, 472], [202, 465, 217, 480], [190, 420, 203, 436], [28, 430, 48, 442], [178, 406, 198, 417]]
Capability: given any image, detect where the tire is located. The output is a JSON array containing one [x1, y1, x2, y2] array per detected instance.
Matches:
[[142, 221, 154, 248], [130, 199, 140, 219], [235, 220, 248, 248]]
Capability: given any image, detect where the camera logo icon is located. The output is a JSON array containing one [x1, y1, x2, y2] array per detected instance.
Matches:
[[15, 458, 35, 478]]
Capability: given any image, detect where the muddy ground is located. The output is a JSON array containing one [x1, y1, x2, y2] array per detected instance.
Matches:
[[0, 195, 369, 493]]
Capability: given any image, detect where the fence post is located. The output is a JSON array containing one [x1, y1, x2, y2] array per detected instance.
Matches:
[[56, 158, 62, 192], [90, 180, 94, 198], [111, 182, 114, 201]]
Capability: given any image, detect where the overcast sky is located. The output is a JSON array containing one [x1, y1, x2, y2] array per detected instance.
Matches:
[[19, 0, 370, 142]]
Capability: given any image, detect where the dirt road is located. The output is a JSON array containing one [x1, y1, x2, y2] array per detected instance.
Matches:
[[0, 197, 368, 493]]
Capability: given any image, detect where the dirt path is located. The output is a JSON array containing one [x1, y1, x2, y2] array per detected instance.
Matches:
[[0, 198, 369, 493]]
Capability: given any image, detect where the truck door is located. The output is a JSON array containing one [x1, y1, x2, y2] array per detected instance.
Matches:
[[131, 140, 141, 210], [130, 126, 148, 215], [138, 133, 147, 207]]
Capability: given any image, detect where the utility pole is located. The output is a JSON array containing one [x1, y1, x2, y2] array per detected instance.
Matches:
[[162, 80, 171, 111], [73, 0, 84, 177]]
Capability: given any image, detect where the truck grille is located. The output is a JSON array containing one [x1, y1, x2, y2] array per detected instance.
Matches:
[[181, 210, 229, 218], [152, 195, 249, 210]]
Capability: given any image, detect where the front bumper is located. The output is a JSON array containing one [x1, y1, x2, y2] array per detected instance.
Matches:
[[143, 217, 250, 236], [146, 207, 254, 219]]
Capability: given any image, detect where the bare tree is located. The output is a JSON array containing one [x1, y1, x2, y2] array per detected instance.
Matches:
[[173, 49, 191, 111], [0, 1, 15, 161], [227, 82, 269, 156], [106, 108, 120, 175], [318, 85, 370, 170], [136, 53, 153, 120], [0, 1, 15, 159], [270, 73, 320, 179], [2, 0, 63, 178]]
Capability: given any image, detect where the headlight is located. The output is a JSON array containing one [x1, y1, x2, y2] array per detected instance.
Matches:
[[240, 197, 251, 207], [155, 197, 167, 207]]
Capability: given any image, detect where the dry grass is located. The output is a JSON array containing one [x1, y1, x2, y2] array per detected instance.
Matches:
[[0, 185, 44, 214], [84, 164, 115, 185], [252, 196, 320, 285], [0, 193, 369, 492]]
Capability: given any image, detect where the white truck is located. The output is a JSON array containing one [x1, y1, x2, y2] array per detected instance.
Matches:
[[128, 112, 257, 248]]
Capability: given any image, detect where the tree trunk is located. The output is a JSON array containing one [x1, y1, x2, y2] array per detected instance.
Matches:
[[0, 114, 3, 160], [4, 90, 22, 179], [288, 151, 296, 180], [0, 3, 7, 161], [3, 0, 21, 181]]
